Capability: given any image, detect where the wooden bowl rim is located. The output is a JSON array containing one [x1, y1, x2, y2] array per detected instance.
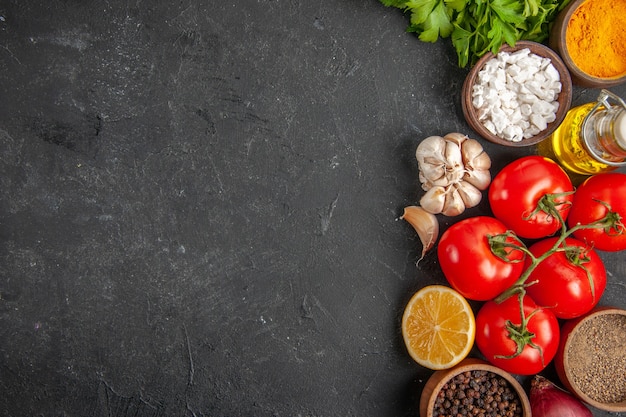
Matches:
[[419, 358, 531, 417], [551, 0, 626, 87], [560, 307, 626, 412], [462, 41, 573, 147]]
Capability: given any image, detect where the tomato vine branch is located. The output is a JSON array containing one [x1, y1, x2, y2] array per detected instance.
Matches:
[[489, 194, 622, 358]]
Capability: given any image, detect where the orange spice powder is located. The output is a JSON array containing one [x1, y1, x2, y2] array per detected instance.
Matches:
[[565, 0, 626, 78]]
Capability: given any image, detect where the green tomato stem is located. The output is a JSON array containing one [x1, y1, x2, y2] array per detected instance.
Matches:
[[490, 193, 621, 361], [493, 193, 619, 303], [494, 291, 545, 364]]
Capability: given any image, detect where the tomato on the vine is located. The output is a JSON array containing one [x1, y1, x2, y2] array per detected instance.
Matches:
[[488, 156, 574, 239], [475, 294, 559, 375], [525, 237, 606, 319], [567, 172, 626, 251], [437, 216, 525, 301]]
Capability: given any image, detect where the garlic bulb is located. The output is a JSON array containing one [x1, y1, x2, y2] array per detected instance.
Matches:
[[416, 133, 491, 216]]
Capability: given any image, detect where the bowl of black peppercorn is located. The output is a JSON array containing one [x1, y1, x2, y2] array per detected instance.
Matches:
[[419, 358, 531, 417]]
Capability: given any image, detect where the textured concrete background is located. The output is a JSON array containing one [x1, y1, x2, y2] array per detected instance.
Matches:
[[0, 1, 624, 416]]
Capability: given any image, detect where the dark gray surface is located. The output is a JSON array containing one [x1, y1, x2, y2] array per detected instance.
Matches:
[[0, 1, 624, 416]]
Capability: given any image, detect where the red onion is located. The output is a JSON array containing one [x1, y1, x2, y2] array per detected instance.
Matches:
[[530, 375, 592, 417]]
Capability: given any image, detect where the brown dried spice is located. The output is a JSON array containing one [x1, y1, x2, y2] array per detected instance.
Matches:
[[567, 313, 626, 404]]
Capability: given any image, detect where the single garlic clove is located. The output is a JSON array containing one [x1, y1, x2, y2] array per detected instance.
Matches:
[[469, 151, 492, 171], [416, 136, 446, 166], [418, 163, 446, 185], [400, 205, 440, 262], [422, 156, 446, 166], [418, 171, 434, 191], [461, 138, 492, 171], [463, 168, 492, 190], [442, 187, 466, 216], [455, 180, 483, 209], [444, 140, 463, 170], [420, 185, 447, 214], [443, 140, 464, 184], [443, 132, 468, 146]]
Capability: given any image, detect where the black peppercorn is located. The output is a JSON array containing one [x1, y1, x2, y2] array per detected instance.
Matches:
[[432, 370, 523, 417]]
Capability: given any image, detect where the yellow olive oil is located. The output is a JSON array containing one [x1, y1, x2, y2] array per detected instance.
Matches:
[[539, 104, 622, 176], [539, 90, 626, 179]]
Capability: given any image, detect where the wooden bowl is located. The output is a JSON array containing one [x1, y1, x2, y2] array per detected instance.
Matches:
[[461, 41, 572, 147], [419, 358, 531, 417], [554, 307, 626, 412], [549, 0, 626, 88]]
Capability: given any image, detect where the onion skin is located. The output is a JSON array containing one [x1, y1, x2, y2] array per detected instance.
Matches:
[[530, 375, 592, 417]]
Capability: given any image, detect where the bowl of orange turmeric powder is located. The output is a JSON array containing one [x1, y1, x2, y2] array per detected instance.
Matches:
[[549, 0, 626, 88]]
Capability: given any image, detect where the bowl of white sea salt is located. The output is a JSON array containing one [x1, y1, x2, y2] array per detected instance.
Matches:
[[462, 41, 573, 147]]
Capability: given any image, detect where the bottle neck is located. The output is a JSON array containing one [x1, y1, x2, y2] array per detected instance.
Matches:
[[583, 106, 626, 164]]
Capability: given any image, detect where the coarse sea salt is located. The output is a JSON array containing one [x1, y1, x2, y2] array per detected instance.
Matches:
[[471, 48, 561, 142]]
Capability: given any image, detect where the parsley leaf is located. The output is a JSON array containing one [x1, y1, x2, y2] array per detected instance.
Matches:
[[491, 0, 525, 25], [408, 0, 454, 41], [451, 23, 472, 67], [406, 0, 441, 25]]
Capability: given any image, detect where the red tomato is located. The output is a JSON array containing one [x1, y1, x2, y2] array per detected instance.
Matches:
[[525, 237, 606, 319], [437, 216, 525, 301], [475, 294, 560, 375], [567, 172, 626, 251], [488, 156, 574, 239]]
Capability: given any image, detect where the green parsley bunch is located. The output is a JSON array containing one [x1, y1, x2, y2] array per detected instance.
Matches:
[[380, 0, 570, 67]]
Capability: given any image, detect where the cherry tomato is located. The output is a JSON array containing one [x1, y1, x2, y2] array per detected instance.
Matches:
[[475, 294, 560, 375], [437, 216, 525, 301], [567, 172, 626, 251], [525, 237, 606, 319], [488, 156, 574, 239]]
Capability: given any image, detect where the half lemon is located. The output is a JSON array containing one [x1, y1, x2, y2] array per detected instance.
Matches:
[[402, 285, 476, 370]]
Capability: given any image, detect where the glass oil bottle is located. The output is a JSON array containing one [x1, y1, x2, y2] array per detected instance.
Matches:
[[538, 89, 626, 180]]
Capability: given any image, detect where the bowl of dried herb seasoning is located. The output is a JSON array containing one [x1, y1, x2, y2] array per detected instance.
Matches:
[[555, 307, 626, 412], [419, 358, 531, 417]]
